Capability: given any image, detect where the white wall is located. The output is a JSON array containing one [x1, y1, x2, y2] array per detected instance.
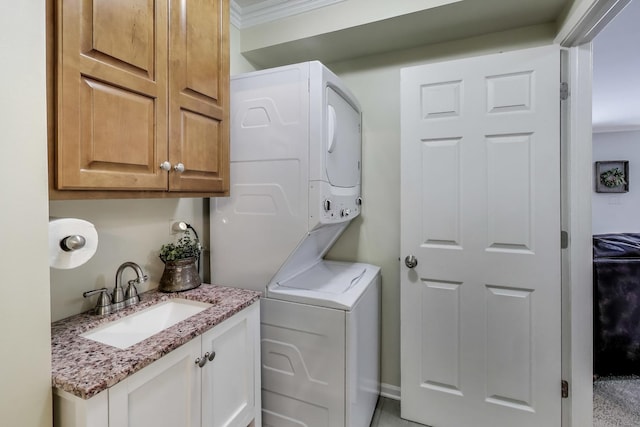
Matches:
[[231, 24, 258, 74], [49, 199, 207, 321], [0, 2, 52, 426], [592, 130, 640, 234], [326, 23, 556, 389]]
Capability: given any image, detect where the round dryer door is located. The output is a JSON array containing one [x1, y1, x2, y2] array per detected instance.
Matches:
[[325, 86, 361, 188]]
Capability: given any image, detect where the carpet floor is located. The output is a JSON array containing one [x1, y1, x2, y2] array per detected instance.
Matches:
[[594, 376, 640, 427]]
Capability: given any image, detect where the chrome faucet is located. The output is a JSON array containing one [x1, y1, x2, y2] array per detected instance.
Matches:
[[83, 262, 148, 315], [114, 262, 148, 309]]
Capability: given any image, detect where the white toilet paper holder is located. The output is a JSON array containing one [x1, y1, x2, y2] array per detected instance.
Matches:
[[49, 218, 98, 269]]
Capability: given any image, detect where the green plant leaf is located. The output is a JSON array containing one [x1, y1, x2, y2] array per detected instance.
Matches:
[[159, 229, 201, 263]]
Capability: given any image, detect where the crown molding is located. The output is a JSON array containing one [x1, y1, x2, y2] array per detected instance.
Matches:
[[230, 1, 242, 28], [230, 0, 346, 29], [558, 0, 631, 46]]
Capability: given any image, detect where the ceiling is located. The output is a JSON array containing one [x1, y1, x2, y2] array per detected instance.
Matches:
[[230, 0, 565, 30], [593, 0, 640, 132], [236, 0, 570, 67]]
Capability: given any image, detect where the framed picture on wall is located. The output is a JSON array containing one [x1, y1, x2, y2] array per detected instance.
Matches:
[[595, 160, 629, 193]]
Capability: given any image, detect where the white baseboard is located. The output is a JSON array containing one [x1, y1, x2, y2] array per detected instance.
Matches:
[[380, 383, 401, 400]]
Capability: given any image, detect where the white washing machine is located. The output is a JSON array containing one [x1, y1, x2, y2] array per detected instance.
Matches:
[[211, 61, 380, 427], [263, 260, 380, 427]]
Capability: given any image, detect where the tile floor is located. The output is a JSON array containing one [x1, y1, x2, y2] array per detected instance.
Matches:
[[370, 397, 429, 427]]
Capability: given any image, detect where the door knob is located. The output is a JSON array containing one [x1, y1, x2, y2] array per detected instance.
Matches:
[[159, 161, 172, 171], [174, 163, 185, 173], [405, 255, 418, 268]]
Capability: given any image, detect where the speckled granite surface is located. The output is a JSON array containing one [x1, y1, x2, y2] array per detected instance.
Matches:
[[51, 283, 260, 399]]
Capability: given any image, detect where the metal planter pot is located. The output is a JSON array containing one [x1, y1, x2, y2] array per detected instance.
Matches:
[[158, 257, 201, 292]]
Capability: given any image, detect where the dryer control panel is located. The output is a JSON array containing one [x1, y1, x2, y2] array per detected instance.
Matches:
[[309, 181, 360, 230]]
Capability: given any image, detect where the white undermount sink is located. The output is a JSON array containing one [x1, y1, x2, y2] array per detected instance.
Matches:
[[81, 298, 212, 349]]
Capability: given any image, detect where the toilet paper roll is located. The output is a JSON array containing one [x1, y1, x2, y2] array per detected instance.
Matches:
[[49, 218, 98, 269]]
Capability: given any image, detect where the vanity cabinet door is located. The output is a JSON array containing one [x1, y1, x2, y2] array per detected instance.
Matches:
[[200, 303, 260, 427], [108, 337, 202, 427]]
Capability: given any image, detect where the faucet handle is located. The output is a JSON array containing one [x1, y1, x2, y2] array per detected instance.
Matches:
[[83, 288, 112, 316], [125, 280, 141, 307], [111, 285, 125, 311]]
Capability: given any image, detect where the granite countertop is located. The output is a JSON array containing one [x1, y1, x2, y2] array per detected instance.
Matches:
[[51, 283, 260, 400]]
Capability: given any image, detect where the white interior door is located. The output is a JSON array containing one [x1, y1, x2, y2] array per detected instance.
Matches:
[[400, 45, 561, 427]]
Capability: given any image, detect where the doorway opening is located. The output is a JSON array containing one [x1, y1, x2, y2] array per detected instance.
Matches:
[[591, 0, 640, 424]]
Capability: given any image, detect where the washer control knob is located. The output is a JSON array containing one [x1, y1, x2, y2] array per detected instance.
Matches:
[[323, 199, 332, 212]]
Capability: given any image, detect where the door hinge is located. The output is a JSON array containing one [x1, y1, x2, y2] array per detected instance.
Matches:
[[561, 230, 569, 249], [560, 82, 569, 100], [561, 380, 569, 398]]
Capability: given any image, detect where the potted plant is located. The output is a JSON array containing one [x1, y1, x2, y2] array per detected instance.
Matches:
[[158, 230, 202, 292]]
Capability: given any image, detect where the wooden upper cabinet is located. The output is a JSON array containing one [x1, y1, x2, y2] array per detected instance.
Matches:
[[51, 0, 229, 197], [168, 0, 230, 193]]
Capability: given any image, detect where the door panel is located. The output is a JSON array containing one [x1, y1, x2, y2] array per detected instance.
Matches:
[[168, 0, 229, 192], [108, 338, 201, 427], [57, 0, 168, 190], [91, 0, 155, 75], [201, 304, 258, 427], [325, 87, 361, 188], [400, 45, 561, 427]]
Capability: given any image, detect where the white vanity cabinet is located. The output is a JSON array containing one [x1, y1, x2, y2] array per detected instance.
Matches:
[[54, 302, 261, 427], [108, 338, 202, 427]]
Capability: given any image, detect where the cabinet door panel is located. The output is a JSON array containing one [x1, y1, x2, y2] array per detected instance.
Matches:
[[201, 303, 259, 427], [78, 78, 155, 171], [109, 338, 201, 427], [92, 0, 155, 76], [168, 0, 229, 193], [57, 0, 168, 190]]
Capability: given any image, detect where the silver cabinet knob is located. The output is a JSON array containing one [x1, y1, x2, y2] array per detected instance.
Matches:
[[405, 255, 418, 269], [208, 351, 216, 361], [174, 163, 185, 173], [195, 352, 210, 368], [159, 161, 172, 171]]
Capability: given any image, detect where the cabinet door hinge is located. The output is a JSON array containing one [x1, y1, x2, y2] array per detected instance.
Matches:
[[560, 82, 569, 101], [561, 230, 569, 249], [561, 380, 569, 398]]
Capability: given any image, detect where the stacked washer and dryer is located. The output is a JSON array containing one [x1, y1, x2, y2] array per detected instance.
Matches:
[[211, 61, 380, 427]]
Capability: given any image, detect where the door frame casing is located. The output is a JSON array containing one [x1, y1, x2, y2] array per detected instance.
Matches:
[[560, 44, 594, 427], [559, 1, 630, 426]]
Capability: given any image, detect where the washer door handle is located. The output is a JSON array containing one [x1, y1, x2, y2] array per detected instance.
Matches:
[[405, 255, 418, 269]]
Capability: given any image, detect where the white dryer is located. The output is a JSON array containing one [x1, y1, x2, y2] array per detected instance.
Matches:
[[211, 61, 380, 427]]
